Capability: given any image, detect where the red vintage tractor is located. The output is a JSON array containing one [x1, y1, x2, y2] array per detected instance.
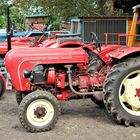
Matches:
[[12, 31, 121, 107], [5, 5, 140, 132], [4, 4, 140, 132], [5, 44, 118, 132], [4, 31, 122, 132]]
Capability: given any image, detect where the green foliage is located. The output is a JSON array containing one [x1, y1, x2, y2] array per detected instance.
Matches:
[[38, 0, 121, 18], [0, 0, 7, 14], [50, 17, 63, 30], [0, 16, 6, 28], [0, 0, 124, 29]]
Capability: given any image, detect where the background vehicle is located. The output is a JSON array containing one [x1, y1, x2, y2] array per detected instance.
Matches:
[[0, 29, 26, 43]]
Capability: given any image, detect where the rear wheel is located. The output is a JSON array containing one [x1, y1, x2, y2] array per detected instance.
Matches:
[[18, 90, 60, 132], [103, 57, 140, 126]]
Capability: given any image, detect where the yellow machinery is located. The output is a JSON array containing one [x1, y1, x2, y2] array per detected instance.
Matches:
[[127, 5, 140, 47]]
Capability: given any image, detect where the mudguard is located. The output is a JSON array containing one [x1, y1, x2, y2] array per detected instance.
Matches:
[[108, 47, 140, 59], [91, 44, 121, 64]]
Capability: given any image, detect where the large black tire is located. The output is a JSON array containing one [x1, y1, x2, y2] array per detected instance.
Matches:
[[18, 90, 61, 132], [103, 57, 140, 127], [0, 76, 5, 98]]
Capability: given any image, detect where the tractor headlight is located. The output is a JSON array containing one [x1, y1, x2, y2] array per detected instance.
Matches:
[[23, 70, 31, 78]]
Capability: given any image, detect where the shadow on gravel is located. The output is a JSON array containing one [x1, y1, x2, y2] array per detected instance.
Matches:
[[60, 99, 116, 126]]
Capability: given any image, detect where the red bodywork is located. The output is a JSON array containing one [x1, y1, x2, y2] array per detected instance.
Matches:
[[5, 42, 119, 101], [92, 44, 121, 64], [0, 31, 120, 98], [42, 37, 121, 64], [109, 47, 140, 59], [5, 46, 106, 101], [4, 32, 123, 97], [5, 47, 88, 92], [4, 32, 126, 101], [10, 37, 35, 43], [104, 33, 140, 60], [42, 38, 85, 48]]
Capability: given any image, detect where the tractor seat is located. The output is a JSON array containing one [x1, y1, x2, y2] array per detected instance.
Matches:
[[56, 33, 81, 38], [56, 33, 82, 44]]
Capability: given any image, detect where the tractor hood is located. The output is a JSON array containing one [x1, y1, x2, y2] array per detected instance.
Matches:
[[5, 47, 88, 91]]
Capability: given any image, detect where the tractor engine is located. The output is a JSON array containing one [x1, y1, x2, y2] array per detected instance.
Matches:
[[24, 63, 105, 101]]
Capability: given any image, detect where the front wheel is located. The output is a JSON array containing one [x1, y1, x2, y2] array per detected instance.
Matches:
[[103, 57, 140, 127], [18, 90, 60, 132]]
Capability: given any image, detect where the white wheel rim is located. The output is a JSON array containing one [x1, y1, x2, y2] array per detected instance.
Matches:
[[119, 70, 140, 116], [26, 99, 54, 127]]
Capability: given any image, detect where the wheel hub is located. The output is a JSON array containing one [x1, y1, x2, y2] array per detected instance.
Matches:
[[136, 88, 140, 97], [34, 107, 46, 119], [125, 74, 140, 108], [26, 99, 54, 127]]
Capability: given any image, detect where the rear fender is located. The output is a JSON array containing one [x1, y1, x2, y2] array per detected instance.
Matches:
[[90, 44, 121, 64], [79, 44, 122, 64], [109, 47, 140, 60]]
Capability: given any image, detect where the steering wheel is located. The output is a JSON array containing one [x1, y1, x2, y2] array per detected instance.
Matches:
[[26, 25, 48, 47], [90, 32, 101, 52]]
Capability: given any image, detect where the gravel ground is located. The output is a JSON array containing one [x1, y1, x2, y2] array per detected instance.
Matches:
[[0, 90, 140, 140]]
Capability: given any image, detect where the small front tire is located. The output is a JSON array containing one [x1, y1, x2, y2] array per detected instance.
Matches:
[[18, 90, 60, 132]]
